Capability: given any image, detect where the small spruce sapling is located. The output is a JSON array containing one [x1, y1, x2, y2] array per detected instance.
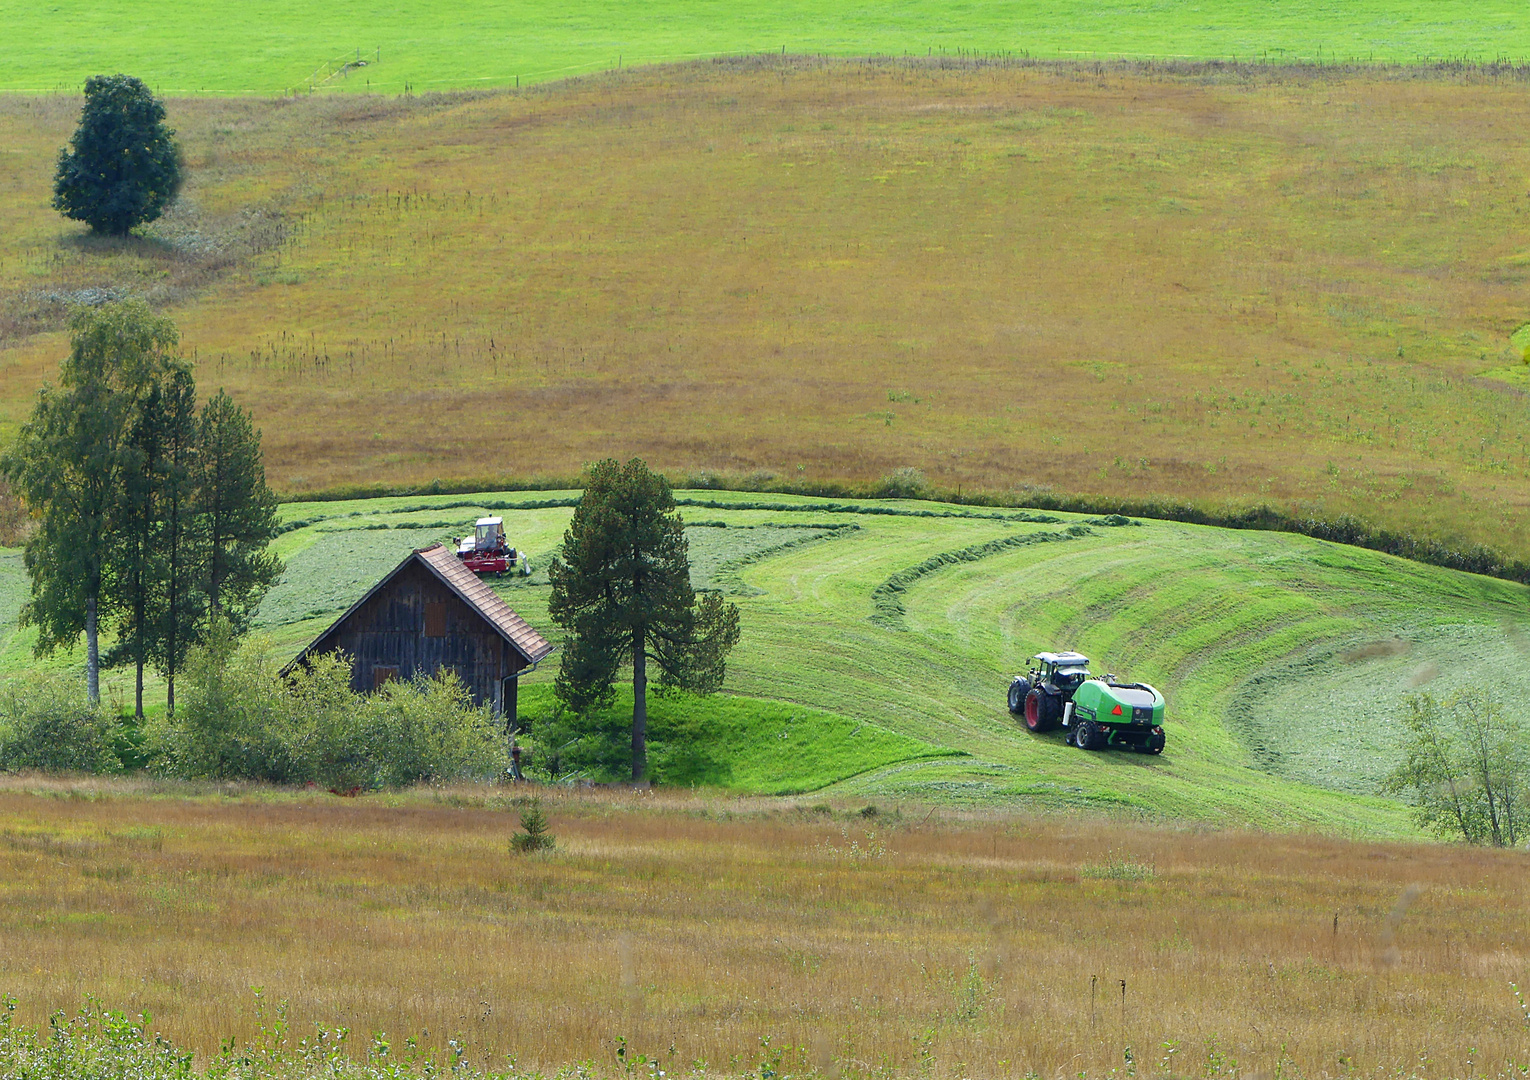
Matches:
[[511, 798, 555, 853]]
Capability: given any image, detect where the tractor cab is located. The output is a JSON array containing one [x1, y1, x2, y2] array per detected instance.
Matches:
[[455, 517, 520, 575], [465, 517, 507, 555], [1034, 651, 1091, 697]]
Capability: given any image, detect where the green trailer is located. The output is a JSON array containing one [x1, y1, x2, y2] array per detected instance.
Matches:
[[1007, 651, 1165, 753]]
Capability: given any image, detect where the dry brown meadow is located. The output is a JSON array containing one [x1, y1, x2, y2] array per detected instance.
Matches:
[[1, 778, 1526, 1077], [3, 60, 1530, 557]]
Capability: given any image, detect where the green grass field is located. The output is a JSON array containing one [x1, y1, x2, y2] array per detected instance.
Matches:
[[3, 0, 1529, 95], [8, 489, 1529, 834]]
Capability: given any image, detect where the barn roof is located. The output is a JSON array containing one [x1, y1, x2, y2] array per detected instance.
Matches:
[[282, 542, 554, 675]]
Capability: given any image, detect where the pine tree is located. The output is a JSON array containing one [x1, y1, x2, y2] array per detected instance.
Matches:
[[195, 391, 281, 632], [106, 372, 172, 719], [54, 75, 181, 235], [548, 458, 740, 782]]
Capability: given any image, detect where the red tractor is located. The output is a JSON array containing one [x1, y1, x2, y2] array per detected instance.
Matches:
[[455, 516, 523, 576]]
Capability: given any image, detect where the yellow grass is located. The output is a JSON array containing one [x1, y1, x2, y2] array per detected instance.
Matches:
[[5, 60, 1530, 557], [1, 778, 1527, 1077]]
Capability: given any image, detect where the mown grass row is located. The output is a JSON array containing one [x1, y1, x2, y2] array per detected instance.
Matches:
[[281, 475, 1530, 595]]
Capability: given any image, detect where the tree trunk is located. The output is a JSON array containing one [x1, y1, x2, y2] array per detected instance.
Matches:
[[135, 587, 145, 720], [85, 594, 99, 706], [631, 631, 647, 784], [166, 500, 177, 717]]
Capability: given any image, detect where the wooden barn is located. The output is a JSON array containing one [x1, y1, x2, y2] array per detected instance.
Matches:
[[282, 542, 553, 722]]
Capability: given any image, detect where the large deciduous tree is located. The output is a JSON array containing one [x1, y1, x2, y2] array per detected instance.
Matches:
[[3, 301, 179, 704], [549, 458, 740, 782], [54, 74, 182, 236]]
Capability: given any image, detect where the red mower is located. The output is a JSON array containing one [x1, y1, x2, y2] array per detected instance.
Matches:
[[454, 516, 525, 576]]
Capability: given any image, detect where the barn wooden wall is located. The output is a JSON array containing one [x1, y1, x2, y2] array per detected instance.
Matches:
[[311, 562, 525, 711]]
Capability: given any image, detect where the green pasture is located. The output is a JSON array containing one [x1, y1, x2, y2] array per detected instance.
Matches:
[[5, 488, 1530, 832], [2, 0, 1527, 95]]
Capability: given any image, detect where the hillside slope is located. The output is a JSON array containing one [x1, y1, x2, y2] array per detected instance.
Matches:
[[5, 489, 1515, 833], [5, 64, 1530, 559]]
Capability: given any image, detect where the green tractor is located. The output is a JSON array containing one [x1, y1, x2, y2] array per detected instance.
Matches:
[[1007, 651, 1166, 753]]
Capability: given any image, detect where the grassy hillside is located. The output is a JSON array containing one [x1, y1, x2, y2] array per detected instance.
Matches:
[[9, 489, 1528, 833], [3, 0, 1528, 95], [6, 63, 1530, 559]]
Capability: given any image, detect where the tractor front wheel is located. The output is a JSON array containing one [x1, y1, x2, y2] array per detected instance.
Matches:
[[1024, 689, 1055, 733]]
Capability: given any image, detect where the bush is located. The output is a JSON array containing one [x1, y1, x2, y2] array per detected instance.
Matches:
[[0, 671, 121, 773], [145, 621, 293, 781], [149, 623, 509, 789], [364, 671, 509, 787], [874, 466, 929, 499]]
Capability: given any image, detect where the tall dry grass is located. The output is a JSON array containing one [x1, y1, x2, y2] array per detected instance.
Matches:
[[0, 777, 1526, 1077], [6, 61, 1530, 556]]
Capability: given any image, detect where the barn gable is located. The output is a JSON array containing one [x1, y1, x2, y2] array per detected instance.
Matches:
[[282, 543, 553, 715]]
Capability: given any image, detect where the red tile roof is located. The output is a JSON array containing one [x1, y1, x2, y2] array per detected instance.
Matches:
[[282, 542, 554, 675], [414, 543, 554, 663]]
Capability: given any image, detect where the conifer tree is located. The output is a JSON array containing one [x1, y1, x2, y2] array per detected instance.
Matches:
[[108, 371, 175, 718], [195, 390, 281, 633], [54, 75, 181, 235], [153, 367, 201, 715], [548, 458, 740, 782], [511, 799, 555, 853]]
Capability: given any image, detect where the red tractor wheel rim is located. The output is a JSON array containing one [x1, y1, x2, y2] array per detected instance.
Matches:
[[1025, 691, 1040, 730]]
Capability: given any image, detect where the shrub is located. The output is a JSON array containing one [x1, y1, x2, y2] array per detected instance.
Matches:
[[1382, 689, 1529, 847], [0, 671, 121, 773], [150, 622, 509, 789], [278, 653, 374, 791], [364, 670, 509, 787], [874, 466, 929, 499], [146, 621, 292, 781]]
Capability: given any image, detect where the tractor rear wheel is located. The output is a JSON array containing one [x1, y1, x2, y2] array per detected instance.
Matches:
[[1024, 689, 1055, 733], [1075, 719, 1104, 751]]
